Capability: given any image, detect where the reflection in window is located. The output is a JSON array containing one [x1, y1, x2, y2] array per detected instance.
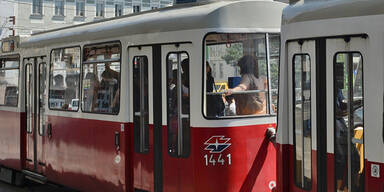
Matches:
[[204, 33, 274, 118], [0, 57, 19, 107], [49, 47, 81, 111], [293, 54, 312, 189], [167, 52, 190, 157], [82, 42, 120, 114], [133, 56, 149, 153]]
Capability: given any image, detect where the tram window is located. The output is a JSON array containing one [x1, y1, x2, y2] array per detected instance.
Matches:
[[203, 33, 271, 118], [49, 47, 81, 111], [0, 57, 19, 107], [82, 42, 121, 114], [293, 54, 312, 190], [268, 34, 280, 114], [133, 56, 149, 153], [166, 52, 190, 158]]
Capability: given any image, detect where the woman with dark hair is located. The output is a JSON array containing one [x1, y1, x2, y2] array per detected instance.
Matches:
[[226, 55, 267, 115]]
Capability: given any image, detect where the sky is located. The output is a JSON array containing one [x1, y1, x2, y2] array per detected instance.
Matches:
[[0, 1, 14, 38]]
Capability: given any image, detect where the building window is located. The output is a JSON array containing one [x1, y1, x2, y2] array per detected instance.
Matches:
[[49, 47, 81, 111], [133, 5, 140, 13], [96, 0, 105, 17], [32, 0, 43, 15], [115, 3, 123, 17], [54, 0, 65, 16], [76, 0, 85, 17]]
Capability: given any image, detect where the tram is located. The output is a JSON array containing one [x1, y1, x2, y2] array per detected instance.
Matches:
[[277, 0, 384, 192], [0, 0, 286, 191]]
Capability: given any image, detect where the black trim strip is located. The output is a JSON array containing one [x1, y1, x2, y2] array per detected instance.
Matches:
[[316, 38, 327, 192], [286, 34, 368, 44], [152, 45, 163, 192]]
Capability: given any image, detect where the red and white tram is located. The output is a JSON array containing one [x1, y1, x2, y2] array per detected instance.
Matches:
[[0, 0, 286, 191], [277, 0, 384, 192]]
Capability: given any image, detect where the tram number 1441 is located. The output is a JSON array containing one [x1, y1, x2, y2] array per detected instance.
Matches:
[[204, 154, 232, 166]]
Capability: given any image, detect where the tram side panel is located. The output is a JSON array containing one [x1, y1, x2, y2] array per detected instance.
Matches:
[[43, 115, 129, 192], [0, 109, 23, 171]]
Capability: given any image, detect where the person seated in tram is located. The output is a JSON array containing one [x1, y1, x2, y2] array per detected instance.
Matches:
[[206, 61, 225, 117], [83, 72, 100, 112], [96, 63, 120, 113], [225, 55, 267, 115]]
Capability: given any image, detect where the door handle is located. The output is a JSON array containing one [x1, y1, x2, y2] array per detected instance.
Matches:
[[115, 132, 120, 151]]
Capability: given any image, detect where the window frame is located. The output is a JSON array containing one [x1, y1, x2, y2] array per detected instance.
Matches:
[[0, 55, 20, 107], [292, 53, 313, 190], [48, 46, 81, 112], [166, 51, 191, 158], [81, 41, 122, 115], [201, 32, 279, 120]]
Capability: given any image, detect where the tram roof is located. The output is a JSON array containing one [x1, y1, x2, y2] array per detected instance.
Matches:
[[283, 0, 384, 25], [21, 0, 286, 48]]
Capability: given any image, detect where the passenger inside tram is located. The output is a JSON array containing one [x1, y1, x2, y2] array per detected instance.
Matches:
[[204, 33, 278, 118], [225, 55, 267, 115]]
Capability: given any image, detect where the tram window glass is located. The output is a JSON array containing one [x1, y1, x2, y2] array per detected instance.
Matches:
[[334, 53, 364, 191], [49, 47, 80, 111], [166, 52, 190, 158], [293, 54, 312, 190], [133, 56, 149, 153], [203, 33, 270, 118], [0, 57, 19, 107], [82, 42, 121, 114], [269, 34, 280, 114]]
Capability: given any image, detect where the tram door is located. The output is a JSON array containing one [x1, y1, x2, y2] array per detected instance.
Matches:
[[287, 40, 317, 191], [24, 57, 47, 174], [129, 46, 156, 191], [326, 38, 366, 192]]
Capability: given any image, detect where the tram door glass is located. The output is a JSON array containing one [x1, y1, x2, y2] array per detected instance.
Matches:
[[166, 52, 190, 157], [293, 54, 312, 189], [26, 64, 34, 134], [133, 56, 149, 153], [39, 63, 47, 135], [334, 53, 364, 192]]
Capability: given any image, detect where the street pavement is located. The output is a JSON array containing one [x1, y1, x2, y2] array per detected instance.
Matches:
[[0, 180, 77, 192]]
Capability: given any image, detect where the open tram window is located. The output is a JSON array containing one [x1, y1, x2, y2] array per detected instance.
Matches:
[[293, 54, 312, 190], [0, 56, 19, 107], [203, 33, 279, 118], [49, 47, 81, 111], [82, 42, 121, 114], [166, 52, 190, 157], [133, 56, 149, 153]]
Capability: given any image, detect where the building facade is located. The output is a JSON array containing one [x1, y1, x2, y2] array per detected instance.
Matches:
[[4, 0, 172, 37]]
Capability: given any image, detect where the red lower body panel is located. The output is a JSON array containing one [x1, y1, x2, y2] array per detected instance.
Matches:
[[277, 144, 384, 192], [0, 110, 23, 171]]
